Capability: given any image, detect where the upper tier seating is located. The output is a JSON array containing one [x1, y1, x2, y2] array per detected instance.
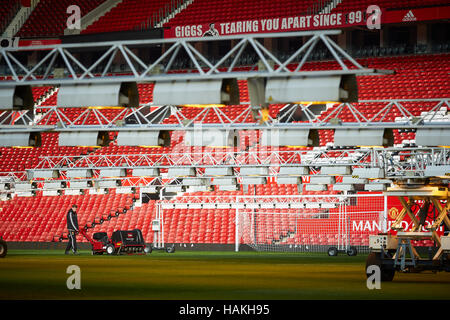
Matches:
[[0, 132, 94, 173], [334, 0, 450, 12], [0, 189, 134, 242], [22, 53, 450, 152], [9, 0, 450, 38], [0, 0, 20, 32], [17, 0, 106, 38], [81, 0, 173, 34], [165, 0, 317, 28]]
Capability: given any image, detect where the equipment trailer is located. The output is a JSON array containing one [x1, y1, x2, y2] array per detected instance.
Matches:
[[366, 185, 450, 281], [79, 227, 150, 255]]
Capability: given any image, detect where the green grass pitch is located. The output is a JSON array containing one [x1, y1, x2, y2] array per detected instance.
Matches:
[[1, 250, 450, 300]]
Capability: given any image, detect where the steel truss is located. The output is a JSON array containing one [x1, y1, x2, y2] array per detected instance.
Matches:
[[0, 31, 448, 194], [0, 30, 387, 87], [32, 148, 372, 169], [159, 193, 348, 205], [22, 146, 449, 180], [0, 98, 448, 131], [2, 146, 448, 194]]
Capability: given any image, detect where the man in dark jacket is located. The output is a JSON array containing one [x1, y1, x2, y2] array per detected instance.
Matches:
[[65, 204, 79, 255]]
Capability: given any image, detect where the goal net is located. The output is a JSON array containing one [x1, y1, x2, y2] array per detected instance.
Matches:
[[237, 194, 386, 253]]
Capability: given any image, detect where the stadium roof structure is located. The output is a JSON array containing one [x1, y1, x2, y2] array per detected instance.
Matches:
[[0, 30, 388, 86], [0, 29, 448, 132], [0, 30, 449, 194], [0, 30, 399, 132]]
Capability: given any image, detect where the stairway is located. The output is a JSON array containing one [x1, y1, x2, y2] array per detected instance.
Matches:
[[155, 0, 194, 28], [272, 230, 296, 245], [2, 0, 40, 37], [64, 0, 123, 35], [319, 0, 343, 14]]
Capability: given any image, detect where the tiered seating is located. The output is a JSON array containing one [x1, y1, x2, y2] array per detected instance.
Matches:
[[357, 55, 449, 100], [0, 190, 134, 242], [80, 199, 155, 243], [0, 132, 92, 173], [17, 0, 106, 38], [165, 0, 317, 28], [1, 52, 447, 245], [158, 183, 341, 245], [82, 0, 173, 34], [138, 83, 154, 104], [333, 0, 449, 12], [302, 54, 450, 146], [162, 207, 235, 244], [0, 0, 20, 32], [39, 88, 57, 103], [32, 86, 53, 103], [238, 80, 250, 104]]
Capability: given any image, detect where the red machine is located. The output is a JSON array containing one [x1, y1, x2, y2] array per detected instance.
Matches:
[[79, 227, 150, 255]]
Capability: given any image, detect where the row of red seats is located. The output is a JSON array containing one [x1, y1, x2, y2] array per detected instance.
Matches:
[[32, 86, 52, 102], [34, 54, 449, 111], [0, 132, 93, 173], [0, 0, 19, 31], [17, 0, 106, 38], [11, 0, 450, 37], [334, 0, 449, 13], [166, 0, 321, 28], [82, 0, 174, 34], [0, 189, 134, 242]]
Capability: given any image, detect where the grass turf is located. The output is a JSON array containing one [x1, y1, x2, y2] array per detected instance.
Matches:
[[1, 249, 450, 300]]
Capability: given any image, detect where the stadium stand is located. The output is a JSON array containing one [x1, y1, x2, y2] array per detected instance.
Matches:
[[0, 0, 448, 254], [81, 0, 174, 34], [0, 132, 93, 173], [17, 0, 106, 38], [0, 0, 21, 34], [164, 0, 319, 28], [0, 189, 135, 242], [1, 51, 447, 246], [333, 0, 450, 12]]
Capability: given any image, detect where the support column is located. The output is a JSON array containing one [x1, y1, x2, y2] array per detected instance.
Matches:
[[380, 26, 388, 48], [417, 23, 429, 51], [337, 29, 350, 51], [263, 38, 274, 52]]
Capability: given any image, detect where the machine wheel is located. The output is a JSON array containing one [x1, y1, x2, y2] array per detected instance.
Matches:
[[346, 246, 358, 256], [106, 244, 115, 255], [366, 252, 395, 282], [327, 247, 338, 256], [144, 245, 152, 254], [0, 239, 7, 258], [166, 245, 175, 253]]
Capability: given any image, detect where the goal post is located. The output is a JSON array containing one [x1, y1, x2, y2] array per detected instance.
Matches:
[[236, 194, 387, 253], [158, 193, 387, 253]]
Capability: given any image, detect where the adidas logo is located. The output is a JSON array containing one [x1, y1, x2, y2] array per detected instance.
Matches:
[[402, 10, 417, 22]]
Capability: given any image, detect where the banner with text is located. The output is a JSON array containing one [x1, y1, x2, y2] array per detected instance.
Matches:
[[164, 6, 450, 38]]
